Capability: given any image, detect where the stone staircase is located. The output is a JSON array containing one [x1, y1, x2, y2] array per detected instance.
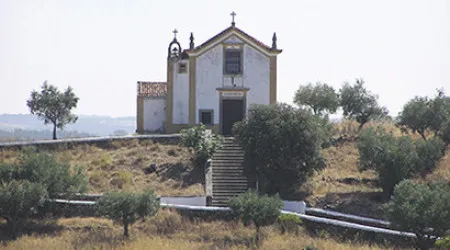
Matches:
[[211, 137, 249, 206]]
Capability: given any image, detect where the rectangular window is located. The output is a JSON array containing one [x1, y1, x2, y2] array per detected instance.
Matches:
[[199, 110, 213, 125], [224, 50, 241, 74], [178, 63, 187, 73]]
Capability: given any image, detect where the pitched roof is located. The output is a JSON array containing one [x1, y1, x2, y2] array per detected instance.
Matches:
[[137, 81, 167, 97], [185, 26, 282, 55]]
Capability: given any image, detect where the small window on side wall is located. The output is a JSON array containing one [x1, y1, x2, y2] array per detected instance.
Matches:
[[178, 63, 187, 73], [199, 110, 213, 125]]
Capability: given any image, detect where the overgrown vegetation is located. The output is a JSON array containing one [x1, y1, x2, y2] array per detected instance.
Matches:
[[385, 180, 450, 250], [228, 190, 283, 246], [180, 124, 223, 168], [357, 127, 445, 198], [233, 104, 326, 197], [96, 189, 159, 237], [0, 150, 88, 238]]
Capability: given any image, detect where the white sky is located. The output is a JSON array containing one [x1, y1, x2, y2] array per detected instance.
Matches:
[[1, 0, 449, 117]]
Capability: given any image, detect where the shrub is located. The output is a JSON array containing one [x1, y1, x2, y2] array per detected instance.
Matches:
[[357, 128, 445, 197], [180, 124, 223, 168], [228, 190, 283, 246], [276, 213, 302, 234], [385, 180, 450, 250], [0, 180, 47, 239], [233, 104, 326, 196], [96, 189, 159, 237], [436, 236, 450, 249]]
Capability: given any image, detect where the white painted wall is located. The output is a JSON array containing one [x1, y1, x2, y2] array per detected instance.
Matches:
[[243, 44, 271, 109], [195, 41, 271, 124], [143, 98, 166, 132], [196, 45, 223, 124], [172, 60, 190, 124]]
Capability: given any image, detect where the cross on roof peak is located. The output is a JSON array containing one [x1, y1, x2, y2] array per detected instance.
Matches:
[[172, 29, 178, 38], [230, 11, 236, 26]]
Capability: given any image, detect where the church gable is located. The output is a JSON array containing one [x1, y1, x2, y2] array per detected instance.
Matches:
[[186, 26, 281, 57]]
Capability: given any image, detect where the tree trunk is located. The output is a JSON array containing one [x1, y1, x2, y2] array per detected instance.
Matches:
[[358, 122, 365, 132], [7, 219, 17, 240], [419, 131, 427, 141], [52, 123, 57, 140], [255, 225, 261, 247], [123, 221, 129, 237]]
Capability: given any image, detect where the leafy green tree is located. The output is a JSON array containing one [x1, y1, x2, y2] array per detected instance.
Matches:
[[397, 90, 450, 142], [340, 78, 388, 130], [357, 128, 445, 198], [27, 81, 79, 140], [0, 150, 88, 197], [294, 82, 339, 115], [0, 180, 47, 239], [233, 104, 326, 197], [385, 180, 450, 250], [180, 124, 223, 168], [396, 96, 432, 140], [96, 189, 159, 237], [229, 190, 283, 246]]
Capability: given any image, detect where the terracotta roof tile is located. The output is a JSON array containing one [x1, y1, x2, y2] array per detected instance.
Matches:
[[137, 81, 167, 97]]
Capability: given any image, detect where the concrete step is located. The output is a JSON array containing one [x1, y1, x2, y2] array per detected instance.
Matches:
[[212, 176, 247, 180]]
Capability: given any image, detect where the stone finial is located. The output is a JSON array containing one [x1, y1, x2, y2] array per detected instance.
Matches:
[[272, 32, 277, 50], [189, 32, 194, 49]]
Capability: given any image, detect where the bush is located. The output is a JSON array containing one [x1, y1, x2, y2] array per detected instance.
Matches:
[[229, 190, 283, 246], [180, 124, 223, 167], [96, 189, 159, 237], [357, 128, 445, 198], [0, 180, 47, 239], [233, 104, 326, 197], [2, 149, 89, 197], [276, 213, 302, 234], [436, 236, 450, 249], [385, 180, 450, 250]]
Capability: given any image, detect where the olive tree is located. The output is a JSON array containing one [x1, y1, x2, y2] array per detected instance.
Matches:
[[229, 190, 283, 246], [0, 150, 88, 198], [385, 180, 450, 250], [294, 82, 339, 115], [0, 180, 47, 239], [340, 78, 388, 130], [396, 96, 431, 140], [233, 104, 326, 197], [96, 189, 159, 237], [27, 81, 79, 140], [357, 128, 445, 198], [397, 90, 450, 142]]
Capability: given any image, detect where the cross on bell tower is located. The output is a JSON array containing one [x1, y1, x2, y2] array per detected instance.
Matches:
[[230, 11, 236, 26], [172, 29, 178, 39]]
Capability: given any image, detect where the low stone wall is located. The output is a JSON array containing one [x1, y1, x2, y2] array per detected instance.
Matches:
[[0, 134, 181, 150]]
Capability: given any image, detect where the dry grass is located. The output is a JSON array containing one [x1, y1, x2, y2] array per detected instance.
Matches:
[[0, 210, 390, 250], [0, 139, 204, 196]]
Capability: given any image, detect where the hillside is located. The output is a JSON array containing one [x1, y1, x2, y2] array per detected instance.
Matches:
[[0, 139, 204, 196], [1, 131, 448, 218]]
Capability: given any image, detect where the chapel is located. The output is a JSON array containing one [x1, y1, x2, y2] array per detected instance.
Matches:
[[136, 13, 282, 135]]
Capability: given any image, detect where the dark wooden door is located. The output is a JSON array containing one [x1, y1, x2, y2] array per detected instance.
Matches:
[[222, 99, 244, 135]]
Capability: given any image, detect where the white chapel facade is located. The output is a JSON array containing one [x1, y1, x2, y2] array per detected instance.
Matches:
[[136, 14, 282, 135]]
